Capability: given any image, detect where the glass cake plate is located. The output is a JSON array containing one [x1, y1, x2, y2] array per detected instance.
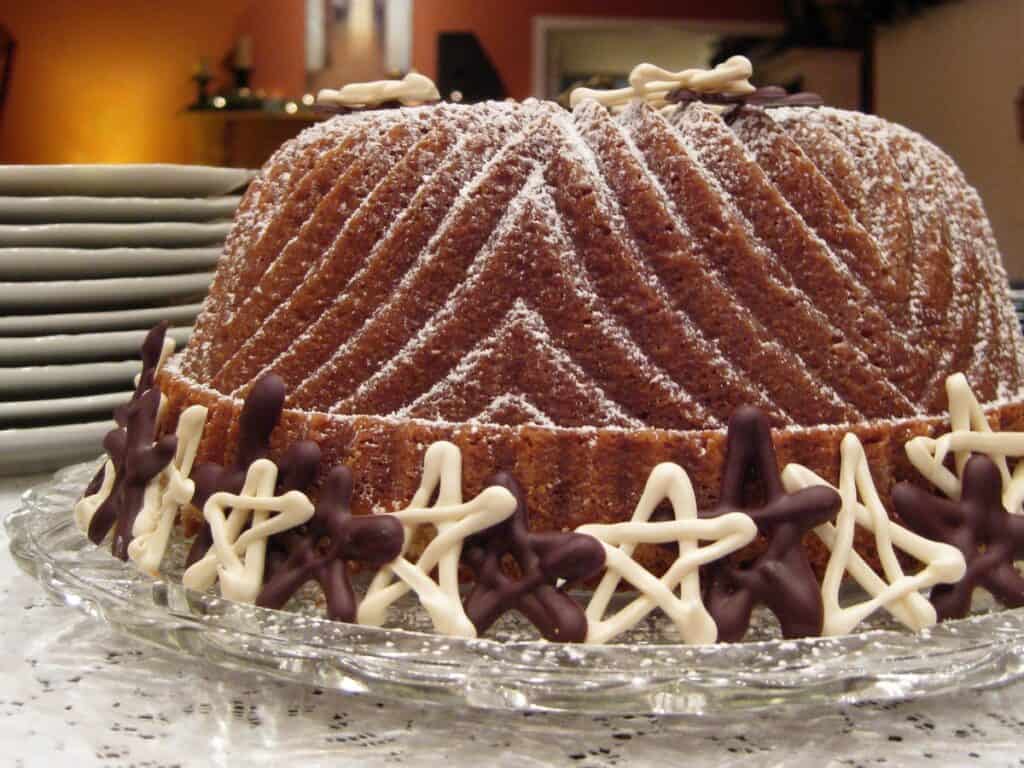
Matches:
[[7, 460, 1024, 717]]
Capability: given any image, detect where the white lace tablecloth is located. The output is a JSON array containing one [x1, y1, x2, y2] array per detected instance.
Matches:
[[2, 473, 1023, 768]]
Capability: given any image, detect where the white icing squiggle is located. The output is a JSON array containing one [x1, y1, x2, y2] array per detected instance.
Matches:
[[182, 459, 314, 603], [570, 55, 755, 111], [906, 373, 1024, 512], [357, 441, 518, 637], [317, 72, 440, 108], [73, 458, 115, 533], [128, 404, 208, 576], [782, 433, 966, 636], [577, 463, 757, 645]]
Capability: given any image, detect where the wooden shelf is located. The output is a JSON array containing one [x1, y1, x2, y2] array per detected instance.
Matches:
[[182, 109, 321, 168]]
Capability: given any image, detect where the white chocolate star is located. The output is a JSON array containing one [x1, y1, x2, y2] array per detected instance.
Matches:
[[182, 459, 314, 603], [128, 404, 208, 576], [906, 373, 1024, 511], [357, 441, 517, 638], [570, 56, 755, 111], [576, 462, 757, 645], [317, 72, 440, 108], [783, 433, 966, 636]]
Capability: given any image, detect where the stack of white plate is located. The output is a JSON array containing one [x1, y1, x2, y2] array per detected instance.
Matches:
[[0, 164, 255, 476], [1009, 285, 1024, 334]]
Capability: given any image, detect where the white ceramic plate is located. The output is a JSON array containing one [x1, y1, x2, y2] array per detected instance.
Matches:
[[0, 247, 221, 280], [0, 195, 241, 223], [0, 326, 192, 365], [0, 391, 127, 426], [0, 360, 139, 398], [0, 221, 231, 248], [0, 272, 212, 312], [0, 303, 202, 336], [0, 164, 254, 197], [0, 420, 110, 476]]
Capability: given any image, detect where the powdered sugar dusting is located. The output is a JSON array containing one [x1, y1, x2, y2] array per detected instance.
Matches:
[[180, 98, 1024, 434]]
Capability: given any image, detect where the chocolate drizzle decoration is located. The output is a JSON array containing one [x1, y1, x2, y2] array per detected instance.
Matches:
[[86, 321, 169, 497], [88, 388, 177, 559], [669, 85, 824, 122], [185, 374, 289, 567], [893, 455, 1024, 620], [701, 407, 841, 641], [87, 323, 177, 559], [313, 99, 405, 117], [460, 472, 606, 642], [257, 465, 405, 621]]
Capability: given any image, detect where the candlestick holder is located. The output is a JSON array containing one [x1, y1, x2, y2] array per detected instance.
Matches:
[[191, 71, 212, 109], [233, 66, 252, 92]]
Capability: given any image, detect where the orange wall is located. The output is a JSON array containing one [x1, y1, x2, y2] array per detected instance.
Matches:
[[0, 1, 306, 164], [412, 0, 784, 100]]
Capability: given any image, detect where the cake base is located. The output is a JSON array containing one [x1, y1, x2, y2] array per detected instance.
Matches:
[[159, 359, 1024, 575]]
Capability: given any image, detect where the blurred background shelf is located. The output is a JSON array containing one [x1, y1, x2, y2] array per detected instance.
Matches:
[[184, 109, 319, 169]]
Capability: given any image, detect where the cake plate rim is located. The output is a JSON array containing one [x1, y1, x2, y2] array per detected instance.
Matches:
[[7, 459, 1024, 718]]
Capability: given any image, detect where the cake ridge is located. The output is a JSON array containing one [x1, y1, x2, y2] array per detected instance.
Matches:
[[219, 116, 360, 297], [338, 171, 716, 427], [247, 122, 520, 396], [212, 102, 529, 391], [552, 103, 789, 422], [179, 96, 1024, 437], [669, 103, 923, 397], [771, 108, 915, 305], [210, 118, 442, 389], [616, 102, 906, 419], [547, 109, 789, 421], [473, 392, 557, 426], [190, 120, 383, 380], [846, 112, 972, 394], [730, 109, 908, 328], [897, 122, 988, 402], [574, 99, 856, 424], [214, 121, 460, 391], [289, 114, 558, 408], [392, 296, 644, 427], [204, 117, 400, 344]]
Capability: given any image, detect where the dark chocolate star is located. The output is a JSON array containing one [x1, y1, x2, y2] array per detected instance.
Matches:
[[88, 387, 177, 559], [893, 455, 1024, 620], [460, 472, 606, 642], [668, 85, 824, 123], [185, 374, 289, 567], [257, 464, 405, 622], [86, 322, 170, 496], [701, 406, 841, 641]]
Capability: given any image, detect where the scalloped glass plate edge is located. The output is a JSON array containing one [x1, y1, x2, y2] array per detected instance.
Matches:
[[6, 460, 1024, 717]]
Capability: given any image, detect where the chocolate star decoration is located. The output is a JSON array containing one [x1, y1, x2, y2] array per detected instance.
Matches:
[[88, 387, 177, 559], [119, 321, 170, 417], [893, 455, 1024, 620], [460, 472, 606, 642], [257, 464, 405, 622], [86, 322, 170, 496], [669, 85, 823, 123], [185, 374, 290, 567], [701, 406, 842, 641]]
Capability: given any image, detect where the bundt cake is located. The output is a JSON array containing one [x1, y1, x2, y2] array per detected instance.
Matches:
[[75, 61, 1024, 644], [169, 74, 1023, 518]]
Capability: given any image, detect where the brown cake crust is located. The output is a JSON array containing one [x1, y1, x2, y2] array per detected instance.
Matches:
[[171, 98, 1024, 575], [160, 363, 1024, 575]]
